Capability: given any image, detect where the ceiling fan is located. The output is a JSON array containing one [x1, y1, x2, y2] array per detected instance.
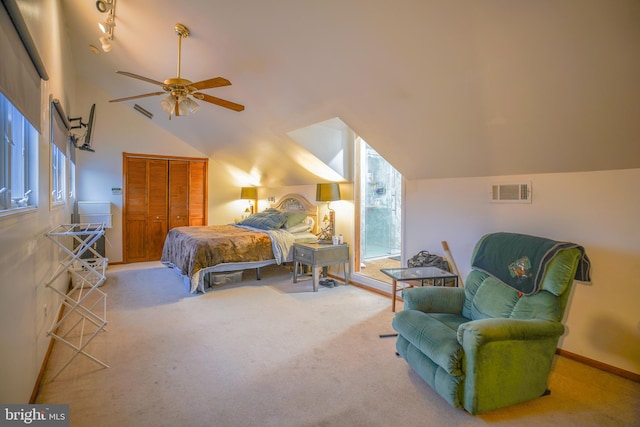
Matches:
[[109, 23, 244, 118]]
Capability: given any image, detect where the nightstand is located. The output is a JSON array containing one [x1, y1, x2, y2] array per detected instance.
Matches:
[[292, 242, 350, 291]]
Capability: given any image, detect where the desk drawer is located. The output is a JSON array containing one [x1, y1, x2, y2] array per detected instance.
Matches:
[[294, 245, 316, 264]]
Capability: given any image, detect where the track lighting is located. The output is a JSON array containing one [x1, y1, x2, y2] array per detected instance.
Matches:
[[99, 36, 112, 52], [98, 16, 115, 34], [95, 0, 116, 52], [95, 0, 114, 13]]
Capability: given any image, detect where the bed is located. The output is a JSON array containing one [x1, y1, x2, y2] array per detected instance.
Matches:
[[161, 193, 318, 293]]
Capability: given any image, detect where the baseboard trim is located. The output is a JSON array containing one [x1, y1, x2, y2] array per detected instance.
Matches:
[[30, 304, 66, 403], [346, 279, 390, 298], [556, 349, 640, 383], [30, 337, 54, 403], [329, 273, 394, 300]]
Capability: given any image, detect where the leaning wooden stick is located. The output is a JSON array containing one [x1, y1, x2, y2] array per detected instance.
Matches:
[[442, 240, 464, 288]]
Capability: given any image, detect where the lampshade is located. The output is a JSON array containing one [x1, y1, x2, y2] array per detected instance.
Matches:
[[240, 187, 258, 200], [316, 183, 341, 202], [178, 96, 200, 115], [160, 95, 175, 114]]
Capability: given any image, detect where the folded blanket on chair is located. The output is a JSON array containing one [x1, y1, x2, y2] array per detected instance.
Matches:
[[471, 232, 591, 295]]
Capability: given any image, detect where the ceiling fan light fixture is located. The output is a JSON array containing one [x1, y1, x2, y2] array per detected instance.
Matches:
[[178, 96, 200, 115], [109, 22, 244, 116], [160, 95, 175, 114]]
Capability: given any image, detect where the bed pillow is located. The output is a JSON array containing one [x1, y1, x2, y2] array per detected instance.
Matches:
[[283, 212, 308, 229], [291, 231, 318, 243], [237, 209, 287, 230], [286, 216, 315, 232], [286, 222, 313, 233]]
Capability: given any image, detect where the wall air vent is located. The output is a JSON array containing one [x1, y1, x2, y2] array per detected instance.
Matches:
[[134, 104, 153, 119], [490, 182, 531, 203]]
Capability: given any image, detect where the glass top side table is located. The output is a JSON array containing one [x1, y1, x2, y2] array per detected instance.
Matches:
[[381, 266, 458, 312]]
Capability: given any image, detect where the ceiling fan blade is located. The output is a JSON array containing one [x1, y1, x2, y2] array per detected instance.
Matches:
[[197, 93, 245, 112], [116, 71, 165, 86], [109, 92, 166, 102], [189, 77, 231, 91]]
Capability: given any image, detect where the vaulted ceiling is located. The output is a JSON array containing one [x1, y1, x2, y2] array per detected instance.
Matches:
[[62, 0, 640, 185]]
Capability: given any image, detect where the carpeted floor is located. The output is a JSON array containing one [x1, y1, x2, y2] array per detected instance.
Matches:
[[35, 262, 640, 427]]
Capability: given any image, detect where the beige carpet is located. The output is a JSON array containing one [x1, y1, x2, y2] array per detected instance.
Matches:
[[35, 262, 640, 427]]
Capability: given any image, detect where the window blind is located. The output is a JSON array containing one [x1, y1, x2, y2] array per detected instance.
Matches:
[[0, 1, 48, 132], [51, 101, 68, 155]]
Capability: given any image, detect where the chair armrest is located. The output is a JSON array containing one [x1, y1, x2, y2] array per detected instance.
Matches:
[[402, 287, 465, 314], [456, 317, 565, 414], [457, 318, 565, 347]]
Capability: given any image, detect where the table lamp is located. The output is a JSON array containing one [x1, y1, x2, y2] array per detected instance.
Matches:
[[240, 187, 258, 215], [316, 183, 341, 243]]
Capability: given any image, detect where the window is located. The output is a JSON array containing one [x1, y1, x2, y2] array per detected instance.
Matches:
[[51, 142, 65, 204], [69, 158, 75, 202], [0, 92, 38, 214], [354, 136, 402, 285], [51, 100, 68, 206]]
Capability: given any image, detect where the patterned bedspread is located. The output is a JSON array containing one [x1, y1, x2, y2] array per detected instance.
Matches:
[[161, 225, 292, 292]]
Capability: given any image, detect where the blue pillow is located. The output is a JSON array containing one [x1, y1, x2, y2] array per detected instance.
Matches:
[[237, 209, 287, 230]]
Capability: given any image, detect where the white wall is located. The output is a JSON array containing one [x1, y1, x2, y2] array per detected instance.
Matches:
[[0, 0, 74, 403], [0, 126, 71, 404], [404, 168, 640, 375]]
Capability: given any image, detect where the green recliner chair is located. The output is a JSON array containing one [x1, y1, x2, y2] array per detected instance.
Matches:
[[392, 232, 590, 414]]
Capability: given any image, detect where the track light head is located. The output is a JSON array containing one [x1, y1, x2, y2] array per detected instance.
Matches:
[[98, 16, 115, 34], [95, 0, 113, 13], [99, 36, 112, 52], [96, 0, 116, 52]]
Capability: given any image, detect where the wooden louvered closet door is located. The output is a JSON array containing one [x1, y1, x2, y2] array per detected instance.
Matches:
[[124, 157, 149, 263], [169, 160, 189, 229], [188, 160, 206, 226], [147, 160, 169, 260], [123, 153, 207, 263]]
